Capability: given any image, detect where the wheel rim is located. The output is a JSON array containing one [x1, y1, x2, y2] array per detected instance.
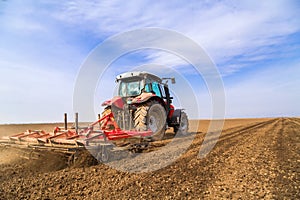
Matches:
[[146, 103, 166, 139], [180, 116, 188, 132], [148, 115, 158, 132]]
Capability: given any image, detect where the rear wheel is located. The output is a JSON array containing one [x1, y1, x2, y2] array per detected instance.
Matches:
[[174, 111, 189, 136], [134, 101, 166, 141]]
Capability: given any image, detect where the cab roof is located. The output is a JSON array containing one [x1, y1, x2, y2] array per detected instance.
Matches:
[[116, 71, 162, 83]]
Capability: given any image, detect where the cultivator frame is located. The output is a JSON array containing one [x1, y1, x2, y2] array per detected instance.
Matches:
[[0, 112, 153, 164]]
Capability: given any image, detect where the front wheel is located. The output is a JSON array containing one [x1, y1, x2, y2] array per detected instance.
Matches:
[[174, 111, 189, 136]]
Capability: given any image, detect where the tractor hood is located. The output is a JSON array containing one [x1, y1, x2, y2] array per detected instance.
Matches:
[[101, 92, 156, 108], [101, 96, 125, 109]]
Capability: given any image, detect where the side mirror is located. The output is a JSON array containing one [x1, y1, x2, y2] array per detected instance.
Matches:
[[162, 77, 176, 84], [171, 78, 176, 84]]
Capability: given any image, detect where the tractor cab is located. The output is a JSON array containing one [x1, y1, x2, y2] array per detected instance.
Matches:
[[116, 71, 165, 97], [116, 71, 173, 107]]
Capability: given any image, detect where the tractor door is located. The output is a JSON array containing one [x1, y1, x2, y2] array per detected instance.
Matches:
[[160, 84, 173, 118], [152, 82, 163, 97], [144, 80, 163, 97]]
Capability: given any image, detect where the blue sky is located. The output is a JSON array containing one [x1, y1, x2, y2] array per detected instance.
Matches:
[[0, 0, 300, 123]]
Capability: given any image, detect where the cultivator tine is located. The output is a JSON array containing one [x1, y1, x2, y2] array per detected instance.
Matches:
[[67, 152, 78, 166], [9, 147, 41, 160]]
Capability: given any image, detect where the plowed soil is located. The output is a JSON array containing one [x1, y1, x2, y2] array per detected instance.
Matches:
[[0, 118, 299, 199]]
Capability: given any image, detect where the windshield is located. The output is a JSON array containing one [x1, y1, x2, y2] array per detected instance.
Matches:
[[118, 79, 143, 97]]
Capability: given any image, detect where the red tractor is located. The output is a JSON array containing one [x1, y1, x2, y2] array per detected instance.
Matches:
[[101, 71, 189, 141]]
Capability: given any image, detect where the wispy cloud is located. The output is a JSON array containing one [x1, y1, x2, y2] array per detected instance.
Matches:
[[3, 0, 298, 76], [54, 0, 300, 76]]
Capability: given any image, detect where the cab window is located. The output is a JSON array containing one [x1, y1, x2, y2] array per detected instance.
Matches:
[[152, 82, 162, 97], [144, 84, 151, 93], [159, 84, 166, 98]]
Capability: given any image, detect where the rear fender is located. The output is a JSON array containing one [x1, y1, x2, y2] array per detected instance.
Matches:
[[131, 92, 156, 104], [168, 104, 175, 119], [132, 94, 166, 113]]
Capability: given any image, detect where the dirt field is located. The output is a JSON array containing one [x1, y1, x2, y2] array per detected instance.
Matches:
[[0, 118, 299, 199]]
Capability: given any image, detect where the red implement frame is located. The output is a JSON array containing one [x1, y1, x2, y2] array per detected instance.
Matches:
[[0, 113, 153, 149]]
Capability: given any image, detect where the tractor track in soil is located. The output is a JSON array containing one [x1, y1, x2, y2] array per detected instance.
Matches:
[[0, 118, 299, 199], [200, 118, 282, 199]]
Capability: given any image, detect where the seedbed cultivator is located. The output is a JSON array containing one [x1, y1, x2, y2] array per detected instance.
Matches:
[[0, 112, 153, 165]]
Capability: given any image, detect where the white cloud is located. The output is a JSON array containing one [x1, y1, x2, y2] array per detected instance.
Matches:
[[0, 1, 47, 33], [54, 0, 300, 76], [3, 1, 294, 77]]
